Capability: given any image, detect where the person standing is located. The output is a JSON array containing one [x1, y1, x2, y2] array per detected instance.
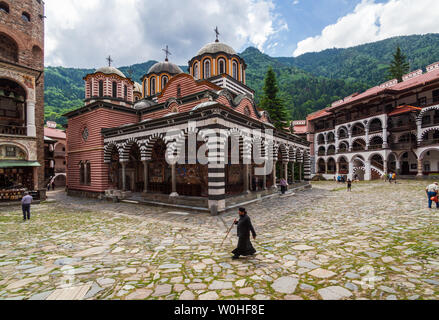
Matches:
[[347, 179, 352, 192], [392, 172, 397, 184], [280, 178, 288, 194], [232, 208, 257, 260], [426, 182, 439, 209], [21, 192, 33, 221]]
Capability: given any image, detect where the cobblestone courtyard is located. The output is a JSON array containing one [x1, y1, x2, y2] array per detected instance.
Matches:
[[0, 180, 438, 300]]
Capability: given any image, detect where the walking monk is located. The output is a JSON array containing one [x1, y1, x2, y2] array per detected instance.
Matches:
[[232, 208, 257, 260]]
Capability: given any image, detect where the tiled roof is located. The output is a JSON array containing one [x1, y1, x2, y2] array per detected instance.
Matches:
[[310, 64, 439, 122], [388, 105, 422, 117], [293, 125, 307, 134], [44, 127, 66, 140]]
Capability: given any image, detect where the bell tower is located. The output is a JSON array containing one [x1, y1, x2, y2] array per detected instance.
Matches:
[[0, 0, 46, 194]]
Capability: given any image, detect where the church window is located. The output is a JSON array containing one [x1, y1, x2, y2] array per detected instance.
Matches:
[[232, 61, 238, 80], [244, 107, 251, 117], [204, 60, 211, 79], [82, 127, 89, 142], [143, 81, 147, 97], [98, 80, 104, 97], [124, 85, 127, 99], [79, 162, 85, 185], [150, 77, 156, 95], [162, 76, 169, 90], [218, 59, 226, 74], [0, 33, 18, 62], [193, 62, 199, 80], [177, 84, 181, 98], [0, 2, 9, 14], [112, 82, 117, 98], [21, 12, 30, 22]]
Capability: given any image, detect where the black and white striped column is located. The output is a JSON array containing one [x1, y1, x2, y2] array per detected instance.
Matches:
[[304, 150, 311, 181], [207, 130, 227, 215]]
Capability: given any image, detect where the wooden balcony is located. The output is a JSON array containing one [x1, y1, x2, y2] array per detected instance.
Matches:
[[0, 124, 27, 136]]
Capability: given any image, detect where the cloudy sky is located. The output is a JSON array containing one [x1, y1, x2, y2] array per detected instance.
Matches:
[[44, 0, 439, 68]]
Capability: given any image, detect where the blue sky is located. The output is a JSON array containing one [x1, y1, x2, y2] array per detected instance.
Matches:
[[265, 0, 387, 57], [44, 0, 439, 68]]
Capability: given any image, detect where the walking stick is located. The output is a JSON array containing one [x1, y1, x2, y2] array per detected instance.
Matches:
[[221, 220, 236, 247]]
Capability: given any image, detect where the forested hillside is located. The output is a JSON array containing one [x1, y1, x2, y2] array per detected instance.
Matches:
[[44, 33, 439, 126]]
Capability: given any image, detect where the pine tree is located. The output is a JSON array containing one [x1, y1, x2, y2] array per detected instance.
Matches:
[[260, 66, 288, 129], [389, 46, 410, 82]]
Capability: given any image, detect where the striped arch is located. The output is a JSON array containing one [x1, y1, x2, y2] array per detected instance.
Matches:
[[103, 142, 120, 163], [420, 127, 439, 139], [417, 104, 439, 120], [143, 133, 166, 161], [119, 138, 142, 162], [278, 143, 289, 163], [288, 146, 296, 162], [296, 148, 304, 163]]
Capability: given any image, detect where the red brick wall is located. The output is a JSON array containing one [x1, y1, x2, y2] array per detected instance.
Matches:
[[67, 108, 138, 192]]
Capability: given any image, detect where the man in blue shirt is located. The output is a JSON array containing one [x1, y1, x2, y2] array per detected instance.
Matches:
[[21, 192, 33, 221]]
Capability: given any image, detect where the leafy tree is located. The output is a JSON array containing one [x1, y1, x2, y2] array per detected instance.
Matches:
[[388, 46, 410, 82], [260, 67, 288, 129]]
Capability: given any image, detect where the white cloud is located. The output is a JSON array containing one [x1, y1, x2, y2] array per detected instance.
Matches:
[[44, 0, 285, 68], [293, 0, 439, 57]]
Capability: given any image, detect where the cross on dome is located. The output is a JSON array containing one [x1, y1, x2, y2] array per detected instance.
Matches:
[[214, 26, 220, 42], [162, 45, 171, 62], [106, 55, 113, 67]]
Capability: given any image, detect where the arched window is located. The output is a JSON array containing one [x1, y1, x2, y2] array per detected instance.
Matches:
[[0, 2, 9, 14], [218, 59, 226, 74], [32, 45, 43, 68], [98, 80, 104, 97], [86, 162, 91, 185], [150, 77, 156, 95], [143, 81, 147, 97], [124, 85, 127, 99], [244, 107, 250, 116], [177, 84, 181, 98], [162, 76, 169, 90], [203, 60, 211, 79], [232, 61, 238, 80], [193, 63, 199, 80], [0, 33, 18, 62], [21, 12, 30, 22], [79, 162, 85, 185], [112, 82, 117, 98]]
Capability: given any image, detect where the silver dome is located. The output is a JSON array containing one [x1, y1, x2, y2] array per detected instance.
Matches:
[[148, 61, 183, 75], [95, 66, 126, 78], [196, 42, 237, 56]]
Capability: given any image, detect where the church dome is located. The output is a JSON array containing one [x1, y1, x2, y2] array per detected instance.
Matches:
[[148, 61, 183, 75], [95, 66, 126, 78], [133, 82, 142, 92], [196, 41, 237, 56]]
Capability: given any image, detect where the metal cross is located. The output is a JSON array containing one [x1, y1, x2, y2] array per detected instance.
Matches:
[[214, 26, 220, 42], [162, 45, 171, 61], [106, 55, 113, 67]]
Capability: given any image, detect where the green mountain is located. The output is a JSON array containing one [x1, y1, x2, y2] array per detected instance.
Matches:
[[44, 33, 439, 126], [277, 33, 439, 85]]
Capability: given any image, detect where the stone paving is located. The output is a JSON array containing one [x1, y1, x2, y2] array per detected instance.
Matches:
[[0, 180, 438, 300]]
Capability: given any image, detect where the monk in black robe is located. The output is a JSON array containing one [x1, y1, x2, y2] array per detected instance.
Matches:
[[232, 208, 257, 260]]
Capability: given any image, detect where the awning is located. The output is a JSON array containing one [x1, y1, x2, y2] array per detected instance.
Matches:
[[0, 161, 41, 168]]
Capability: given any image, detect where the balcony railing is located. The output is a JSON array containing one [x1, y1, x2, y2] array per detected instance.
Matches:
[[318, 151, 325, 156], [54, 151, 66, 158], [390, 142, 417, 150], [420, 139, 439, 147], [0, 124, 27, 136], [327, 150, 336, 155], [368, 144, 383, 151]]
